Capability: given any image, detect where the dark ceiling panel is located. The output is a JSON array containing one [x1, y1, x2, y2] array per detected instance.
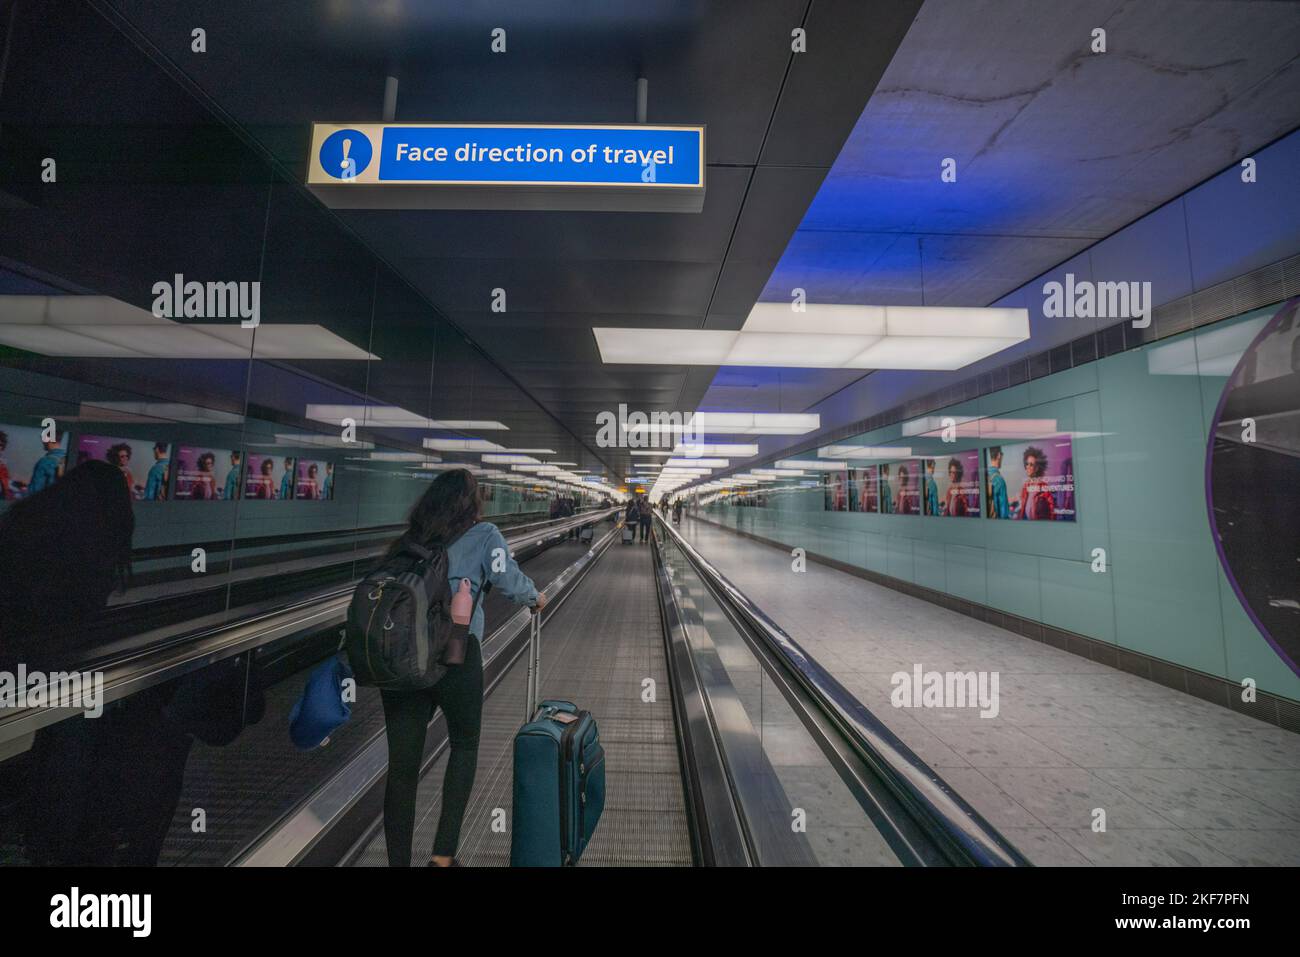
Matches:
[[760, 0, 925, 168], [57, 0, 917, 481]]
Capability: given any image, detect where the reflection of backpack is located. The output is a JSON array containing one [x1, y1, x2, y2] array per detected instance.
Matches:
[[164, 655, 266, 746], [345, 535, 471, 691]]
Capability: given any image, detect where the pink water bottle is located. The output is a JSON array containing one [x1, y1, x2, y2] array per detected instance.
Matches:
[[445, 578, 473, 665], [451, 578, 473, 625]]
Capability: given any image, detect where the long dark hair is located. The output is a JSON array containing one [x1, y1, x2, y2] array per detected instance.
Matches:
[[392, 468, 480, 554], [0, 459, 135, 661]]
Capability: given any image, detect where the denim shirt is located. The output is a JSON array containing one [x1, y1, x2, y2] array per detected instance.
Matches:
[[445, 522, 539, 640]]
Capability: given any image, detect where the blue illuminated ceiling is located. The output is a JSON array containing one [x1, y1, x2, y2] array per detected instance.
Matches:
[[700, 0, 1300, 414]]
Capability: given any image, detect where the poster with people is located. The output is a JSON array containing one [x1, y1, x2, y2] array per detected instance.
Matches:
[[849, 466, 878, 512], [888, 460, 921, 515], [877, 463, 895, 514], [821, 469, 849, 511], [244, 453, 296, 500], [76, 435, 172, 501], [294, 459, 330, 500], [0, 423, 69, 501], [923, 451, 981, 517], [175, 446, 242, 500], [985, 437, 1076, 521]]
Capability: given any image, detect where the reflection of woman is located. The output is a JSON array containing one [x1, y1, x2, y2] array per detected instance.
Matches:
[[879, 465, 894, 514], [0, 461, 190, 866], [0, 460, 133, 668], [945, 458, 968, 516], [106, 443, 138, 498], [192, 452, 218, 500], [250, 457, 275, 500]]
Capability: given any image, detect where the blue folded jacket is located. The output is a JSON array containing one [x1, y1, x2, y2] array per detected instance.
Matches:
[[289, 656, 353, 750]]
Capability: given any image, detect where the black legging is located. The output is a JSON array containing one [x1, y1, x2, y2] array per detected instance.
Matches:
[[380, 637, 483, 865], [638, 517, 652, 541]]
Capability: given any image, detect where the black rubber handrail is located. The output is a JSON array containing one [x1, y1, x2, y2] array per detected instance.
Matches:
[[0, 509, 619, 746], [654, 514, 1031, 867]]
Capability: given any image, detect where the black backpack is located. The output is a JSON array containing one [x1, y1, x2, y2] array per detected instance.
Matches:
[[345, 533, 482, 691]]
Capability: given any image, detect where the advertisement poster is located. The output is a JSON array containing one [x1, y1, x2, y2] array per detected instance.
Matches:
[[888, 460, 921, 516], [0, 423, 68, 500], [294, 459, 333, 500], [985, 437, 1076, 521], [245, 453, 296, 500], [76, 434, 172, 501], [923, 451, 981, 517], [849, 466, 878, 512], [822, 469, 848, 511], [175, 446, 243, 500], [877, 463, 895, 514]]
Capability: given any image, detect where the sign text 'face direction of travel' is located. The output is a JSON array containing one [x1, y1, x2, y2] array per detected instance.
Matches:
[[307, 123, 704, 189]]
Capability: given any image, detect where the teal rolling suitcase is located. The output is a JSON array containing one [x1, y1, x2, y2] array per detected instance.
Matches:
[[510, 614, 605, 866]]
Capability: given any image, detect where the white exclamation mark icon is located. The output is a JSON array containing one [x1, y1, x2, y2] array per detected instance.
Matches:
[[341, 138, 356, 180]]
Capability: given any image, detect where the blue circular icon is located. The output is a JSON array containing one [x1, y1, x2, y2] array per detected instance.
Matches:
[[319, 129, 373, 179]]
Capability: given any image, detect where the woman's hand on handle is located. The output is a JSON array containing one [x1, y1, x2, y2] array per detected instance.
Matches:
[[531, 591, 548, 615]]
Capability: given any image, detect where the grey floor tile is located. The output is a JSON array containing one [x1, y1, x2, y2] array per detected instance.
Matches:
[[926, 723, 1075, 768], [1053, 827, 1237, 866], [980, 766, 1179, 829], [994, 827, 1092, 866], [1201, 767, 1300, 820], [1017, 723, 1184, 769], [802, 825, 905, 866], [1093, 768, 1300, 830], [933, 767, 1044, 830], [1191, 828, 1300, 866]]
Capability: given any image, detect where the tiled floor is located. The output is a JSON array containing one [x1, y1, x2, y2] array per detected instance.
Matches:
[[678, 517, 1300, 867]]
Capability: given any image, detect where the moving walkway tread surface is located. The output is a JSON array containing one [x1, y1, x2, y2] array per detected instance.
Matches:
[[350, 536, 693, 867], [158, 537, 595, 866]]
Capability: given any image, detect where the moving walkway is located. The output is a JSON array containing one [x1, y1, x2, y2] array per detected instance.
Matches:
[[240, 515, 1028, 867]]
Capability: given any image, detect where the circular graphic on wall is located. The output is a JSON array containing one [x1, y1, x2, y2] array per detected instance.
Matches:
[[319, 128, 373, 180], [1206, 296, 1300, 678]]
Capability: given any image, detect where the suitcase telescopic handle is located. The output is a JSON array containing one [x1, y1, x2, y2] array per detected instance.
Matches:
[[525, 610, 541, 721]]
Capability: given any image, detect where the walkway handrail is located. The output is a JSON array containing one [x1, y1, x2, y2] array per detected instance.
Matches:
[[0, 508, 619, 746], [654, 514, 1030, 867]]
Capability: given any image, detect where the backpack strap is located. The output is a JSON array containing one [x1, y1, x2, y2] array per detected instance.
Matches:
[[468, 580, 492, 635], [395, 538, 433, 562]]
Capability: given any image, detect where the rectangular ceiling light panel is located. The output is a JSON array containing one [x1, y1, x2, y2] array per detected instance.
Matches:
[[819, 445, 912, 459], [593, 304, 1028, 370], [423, 438, 505, 452], [776, 459, 847, 471], [672, 442, 759, 457], [306, 405, 508, 430]]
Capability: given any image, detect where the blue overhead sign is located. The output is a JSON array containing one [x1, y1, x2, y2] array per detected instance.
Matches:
[[307, 123, 704, 203]]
